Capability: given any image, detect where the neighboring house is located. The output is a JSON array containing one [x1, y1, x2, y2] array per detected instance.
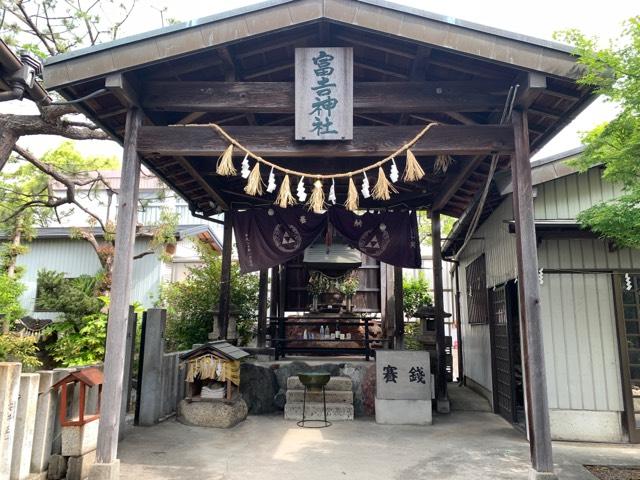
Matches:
[[444, 147, 640, 444], [7, 169, 222, 315]]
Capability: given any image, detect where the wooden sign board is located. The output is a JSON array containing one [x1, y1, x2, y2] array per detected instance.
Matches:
[[295, 47, 353, 141]]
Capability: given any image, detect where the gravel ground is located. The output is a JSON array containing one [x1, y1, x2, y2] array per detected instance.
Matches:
[[586, 465, 640, 480]]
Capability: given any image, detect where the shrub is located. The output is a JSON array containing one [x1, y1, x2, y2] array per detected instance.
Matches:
[[0, 334, 41, 369], [403, 272, 433, 319], [0, 273, 26, 330], [160, 241, 259, 350]]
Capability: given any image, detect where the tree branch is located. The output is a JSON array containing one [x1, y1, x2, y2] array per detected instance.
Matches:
[[133, 250, 155, 260]]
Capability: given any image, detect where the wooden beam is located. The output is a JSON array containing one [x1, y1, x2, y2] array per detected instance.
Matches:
[[173, 156, 228, 210], [431, 210, 450, 413], [515, 72, 547, 109], [432, 155, 487, 211], [217, 212, 233, 340], [137, 125, 514, 158], [141, 81, 509, 113], [95, 108, 142, 466], [511, 109, 554, 475], [105, 73, 140, 107]]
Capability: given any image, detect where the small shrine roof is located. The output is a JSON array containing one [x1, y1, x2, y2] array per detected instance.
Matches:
[[180, 341, 250, 362]]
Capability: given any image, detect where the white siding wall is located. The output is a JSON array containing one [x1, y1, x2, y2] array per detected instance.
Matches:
[[17, 237, 162, 316], [459, 199, 517, 394], [539, 273, 623, 412], [457, 167, 631, 440]]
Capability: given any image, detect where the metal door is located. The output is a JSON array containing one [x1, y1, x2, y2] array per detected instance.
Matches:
[[490, 283, 517, 423]]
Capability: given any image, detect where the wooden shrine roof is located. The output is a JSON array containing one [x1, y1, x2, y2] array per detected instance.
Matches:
[[43, 0, 594, 219]]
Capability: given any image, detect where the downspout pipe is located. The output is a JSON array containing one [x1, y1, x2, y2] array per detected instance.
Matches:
[[0, 83, 25, 101]]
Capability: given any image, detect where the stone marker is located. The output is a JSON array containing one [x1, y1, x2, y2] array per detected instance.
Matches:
[[177, 398, 248, 428], [11, 373, 39, 480], [61, 420, 99, 457], [67, 450, 96, 480], [1, 362, 22, 479], [30, 371, 58, 475], [375, 351, 432, 425]]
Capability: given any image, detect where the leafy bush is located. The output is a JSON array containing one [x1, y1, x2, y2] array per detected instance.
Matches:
[[0, 273, 26, 329], [403, 272, 433, 319], [160, 241, 259, 350], [35, 270, 103, 317], [35, 269, 110, 366], [0, 334, 41, 369], [47, 307, 108, 367]]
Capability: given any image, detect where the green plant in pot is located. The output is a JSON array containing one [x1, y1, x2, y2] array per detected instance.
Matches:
[[337, 271, 359, 312]]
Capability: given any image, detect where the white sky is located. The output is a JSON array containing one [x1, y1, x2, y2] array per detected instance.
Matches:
[[4, 0, 637, 161]]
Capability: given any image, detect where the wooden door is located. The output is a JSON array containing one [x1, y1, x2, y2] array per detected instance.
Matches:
[[614, 274, 640, 443]]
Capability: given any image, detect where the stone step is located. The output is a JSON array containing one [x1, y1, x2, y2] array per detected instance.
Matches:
[[284, 402, 354, 421], [286, 376, 353, 391], [286, 390, 353, 404]]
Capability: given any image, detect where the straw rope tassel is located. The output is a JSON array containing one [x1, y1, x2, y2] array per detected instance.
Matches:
[[345, 177, 359, 211], [275, 174, 296, 207], [372, 166, 398, 201], [307, 179, 325, 213], [403, 149, 425, 182], [434, 154, 454, 173], [244, 162, 263, 196], [216, 144, 237, 176]]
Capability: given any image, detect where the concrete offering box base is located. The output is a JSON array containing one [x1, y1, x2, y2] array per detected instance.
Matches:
[[375, 398, 432, 425], [177, 397, 248, 428], [374, 350, 432, 426]]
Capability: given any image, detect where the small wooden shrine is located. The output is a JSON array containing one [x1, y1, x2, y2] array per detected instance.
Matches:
[[52, 367, 103, 427], [180, 341, 249, 401]]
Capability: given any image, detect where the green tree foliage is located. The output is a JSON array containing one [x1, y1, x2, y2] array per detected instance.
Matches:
[[0, 334, 41, 370], [35, 269, 108, 366], [403, 272, 433, 319], [161, 241, 259, 350], [402, 272, 433, 351], [0, 273, 26, 326], [558, 17, 640, 248]]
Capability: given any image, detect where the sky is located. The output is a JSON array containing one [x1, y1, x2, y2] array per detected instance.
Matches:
[[3, 0, 638, 161]]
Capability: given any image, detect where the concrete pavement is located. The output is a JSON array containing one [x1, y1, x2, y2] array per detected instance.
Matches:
[[117, 407, 639, 479]]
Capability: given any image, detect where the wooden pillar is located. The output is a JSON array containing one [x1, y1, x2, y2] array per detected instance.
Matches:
[[393, 266, 404, 349], [278, 265, 286, 317], [95, 108, 142, 468], [431, 210, 450, 413], [511, 109, 554, 477], [269, 267, 279, 318], [381, 263, 395, 342], [257, 269, 268, 347], [453, 263, 464, 383], [218, 211, 233, 339]]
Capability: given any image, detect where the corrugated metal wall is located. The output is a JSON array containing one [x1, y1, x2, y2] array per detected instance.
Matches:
[[534, 167, 622, 220], [539, 273, 623, 412], [458, 167, 630, 415], [17, 237, 162, 316]]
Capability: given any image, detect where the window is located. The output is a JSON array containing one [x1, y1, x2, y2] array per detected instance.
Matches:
[[466, 254, 488, 325]]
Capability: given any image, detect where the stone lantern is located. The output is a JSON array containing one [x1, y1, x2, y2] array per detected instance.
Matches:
[[209, 305, 240, 342]]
